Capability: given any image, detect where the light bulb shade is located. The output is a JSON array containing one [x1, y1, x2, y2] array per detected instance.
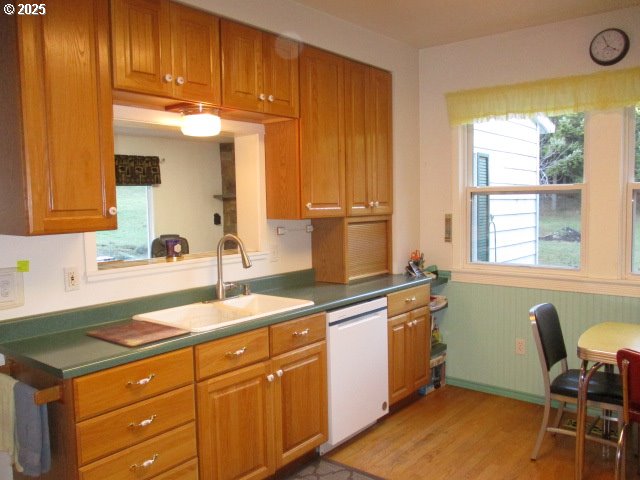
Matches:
[[180, 112, 221, 137]]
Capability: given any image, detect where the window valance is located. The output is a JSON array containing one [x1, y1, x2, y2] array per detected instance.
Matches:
[[115, 155, 161, 186], [445, 66, 640, 126]]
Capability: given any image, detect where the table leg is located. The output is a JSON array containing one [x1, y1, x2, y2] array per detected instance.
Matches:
[[575, 360, 603, 480]]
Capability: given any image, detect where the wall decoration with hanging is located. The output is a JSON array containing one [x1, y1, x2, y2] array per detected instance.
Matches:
[[114, 155, 162, 186]]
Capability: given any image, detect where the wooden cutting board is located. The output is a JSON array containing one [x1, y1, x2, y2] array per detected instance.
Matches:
[[87, 320, 189, 347]]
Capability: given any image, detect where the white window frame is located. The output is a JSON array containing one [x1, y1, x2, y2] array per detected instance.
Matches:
[[624, 106, 640, 279], [452, 108, 640, 296]]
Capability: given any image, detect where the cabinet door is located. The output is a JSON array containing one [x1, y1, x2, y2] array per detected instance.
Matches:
[[262, 32, 299, 117], [221, 20, 263, 113], [170, 3, 220, 104], [299, 46, 345, 218], [197, 362, 275, 480], [344, 61, 370, 216], [366, 68, 393, 215], [18, 0, 116, 233], [409, 307, 431, 390], [272, 342, 327, 468], [387, 313, 411, 405], [111, 0, 173, 97]]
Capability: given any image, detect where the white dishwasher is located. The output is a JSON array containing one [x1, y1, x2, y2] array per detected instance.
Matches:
[[319, 296, 389, 454]]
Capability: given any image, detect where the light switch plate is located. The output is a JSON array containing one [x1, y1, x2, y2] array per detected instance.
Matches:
[[0, 267, 24, 310]]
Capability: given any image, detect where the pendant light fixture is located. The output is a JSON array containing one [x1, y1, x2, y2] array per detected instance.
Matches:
[[180, 104, 221, 137]]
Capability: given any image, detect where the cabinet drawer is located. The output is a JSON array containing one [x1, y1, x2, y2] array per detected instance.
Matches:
[[270, 313, 326, 356], [78, 422, 197, 480], [76, 385, 195, 465], [73, 348, 194, 421], [195, 327, 269, 380], [387, 284, 430, 317], [152, 458, 198, 480]]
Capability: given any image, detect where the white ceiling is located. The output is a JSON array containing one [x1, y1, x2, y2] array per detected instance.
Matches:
[[287, 0, 640, 48]]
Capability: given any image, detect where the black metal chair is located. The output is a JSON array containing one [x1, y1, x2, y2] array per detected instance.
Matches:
[[530, 303, 623, 460]]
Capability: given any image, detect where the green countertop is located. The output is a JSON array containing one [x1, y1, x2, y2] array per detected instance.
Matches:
[[0, 270, 440, 379]]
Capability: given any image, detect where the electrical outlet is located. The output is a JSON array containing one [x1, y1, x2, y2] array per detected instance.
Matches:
[[0, 268, 24, 310], [515, 338, 526, 355], [64, 267, 80, 291]]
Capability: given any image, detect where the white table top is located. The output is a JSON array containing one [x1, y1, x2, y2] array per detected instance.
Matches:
[[577, 321, 640, 364]]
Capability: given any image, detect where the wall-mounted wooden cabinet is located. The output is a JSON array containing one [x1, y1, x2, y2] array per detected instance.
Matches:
[[344, 61, 393, 216], [265, 46, 345, 219], [221, 20, 299, 118], [111, 0, 221, 104], [311, 216, 391, 283], [0, 0, 117, 235]]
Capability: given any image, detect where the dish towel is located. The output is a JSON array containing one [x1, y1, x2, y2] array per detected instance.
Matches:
[[0, 373, 18, 480], [14, 382, 51, 477]]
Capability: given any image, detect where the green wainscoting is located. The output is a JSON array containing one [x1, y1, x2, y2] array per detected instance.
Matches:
[[432, 282, 640, 404]]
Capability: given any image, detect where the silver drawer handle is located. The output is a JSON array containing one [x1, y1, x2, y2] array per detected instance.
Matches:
[[404, 296, 417, 303], [292, 328, 309, 337], [305, 202, 342, 211], [129, 414, 157, 429], [127, 373, 156, 387], [226, 347, 247, 358], [130, 453, 159, 471]]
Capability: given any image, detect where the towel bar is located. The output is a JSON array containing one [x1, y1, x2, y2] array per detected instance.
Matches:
[[0, 361, 63, 405]]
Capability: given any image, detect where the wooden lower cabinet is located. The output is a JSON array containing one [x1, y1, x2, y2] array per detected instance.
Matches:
[[197, 362, 276, 480], [197, 314, 327, 480], [387, 286, 431, 405], [272, 342, 327, 468]]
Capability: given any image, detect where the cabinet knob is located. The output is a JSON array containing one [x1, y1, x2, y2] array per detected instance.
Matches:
[[276, 369, 284, 377], [163, 73, 173, 83], [258, 93, 266, 101], [175, 76, 185, 86], [267, 94, 275, 102], [369, 201, 375, 207], [266, 373, 275, 382], [108, 206, 117, 216], [404, 296, 417, 303], [374, 201, 380, 207]]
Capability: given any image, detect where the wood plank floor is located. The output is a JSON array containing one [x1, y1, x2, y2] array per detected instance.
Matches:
[[327, 386, 635, 480]]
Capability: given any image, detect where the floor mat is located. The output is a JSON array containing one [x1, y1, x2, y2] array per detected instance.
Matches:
[[282, 458, 386, 480]]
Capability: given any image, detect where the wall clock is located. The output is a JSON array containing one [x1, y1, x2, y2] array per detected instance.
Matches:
[[589, 28, 630, 66]]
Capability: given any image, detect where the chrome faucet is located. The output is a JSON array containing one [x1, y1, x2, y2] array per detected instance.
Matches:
[[216, 234, 252, 300]]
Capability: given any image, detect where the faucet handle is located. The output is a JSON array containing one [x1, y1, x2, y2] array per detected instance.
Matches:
[[243, 284, 251, 296]]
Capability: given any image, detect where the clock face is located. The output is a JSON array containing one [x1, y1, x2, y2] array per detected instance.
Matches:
[[589, 28, 630, 66]]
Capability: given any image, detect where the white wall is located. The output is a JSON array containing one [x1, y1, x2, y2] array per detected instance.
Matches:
[[0, 0, 420, 321], [419, 6, 640, 270]]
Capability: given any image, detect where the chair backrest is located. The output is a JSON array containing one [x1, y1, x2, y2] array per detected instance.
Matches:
[[530, 303, 568, 371], [617, 348, 640, 422]]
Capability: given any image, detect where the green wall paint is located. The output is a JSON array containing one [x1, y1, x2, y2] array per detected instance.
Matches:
[[433, 282, 640, 401]]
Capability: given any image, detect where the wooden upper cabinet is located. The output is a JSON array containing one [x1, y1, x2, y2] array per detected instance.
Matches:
[[221, 19, 299, 117], [345, 60, 393, 216], [0, 0, 116, 235], [299, 46, 346, 217], [111, 0, 220, 104]]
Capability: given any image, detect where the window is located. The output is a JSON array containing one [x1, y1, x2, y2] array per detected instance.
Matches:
[[468, 113, 584, 269], [630, 106, 640, 273], [95, 186, 152, 262]]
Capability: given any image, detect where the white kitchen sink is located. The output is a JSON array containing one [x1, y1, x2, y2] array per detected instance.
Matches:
[[133, 294, 314, 332]]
